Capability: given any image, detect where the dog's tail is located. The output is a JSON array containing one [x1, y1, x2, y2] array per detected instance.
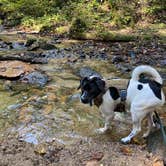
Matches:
[[131, 65, 163, 84]]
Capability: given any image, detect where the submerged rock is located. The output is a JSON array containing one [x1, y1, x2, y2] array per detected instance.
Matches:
[[160, 59, 166, 66], [0, 52, 48, 64], [19, 132, 39, 144], [7, 103, 22, 110], [27, 39, 56, 51], [115, 63, 133, 73], [112, 55, 124, 64], [12, 42, 25, 50], [25, 38, 37, 47], [20, 71, 48, 86], [0, 39, 12, 50], [77, 67, 102, 78]]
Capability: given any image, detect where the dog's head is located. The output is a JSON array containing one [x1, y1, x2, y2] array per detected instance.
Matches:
[[78, 76, 105, 106]]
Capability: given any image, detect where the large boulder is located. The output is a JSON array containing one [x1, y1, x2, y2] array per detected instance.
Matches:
[[0, 60, 34, 78]]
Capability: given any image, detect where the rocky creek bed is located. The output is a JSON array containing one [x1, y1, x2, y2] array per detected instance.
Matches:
[[0, 31, 165, 166]]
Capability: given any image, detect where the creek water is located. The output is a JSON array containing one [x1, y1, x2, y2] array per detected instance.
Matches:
[[0, 33, 165, 147]]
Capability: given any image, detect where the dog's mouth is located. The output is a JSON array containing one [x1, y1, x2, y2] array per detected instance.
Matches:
[[80, 97, 93, 106], [80, 93, 93, 106]]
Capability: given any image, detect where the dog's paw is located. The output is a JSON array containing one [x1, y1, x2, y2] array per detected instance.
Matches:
[[121, 137, 131, 144], [142, 132, 149, 138], [95, 128, 108, 134]]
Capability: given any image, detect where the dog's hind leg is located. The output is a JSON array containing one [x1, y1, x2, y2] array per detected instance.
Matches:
[[121, 108, 146, 143], [121, 120, 141, 143]]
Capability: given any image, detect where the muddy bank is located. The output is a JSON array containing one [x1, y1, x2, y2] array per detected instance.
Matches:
[[0, 136, 164, 166]]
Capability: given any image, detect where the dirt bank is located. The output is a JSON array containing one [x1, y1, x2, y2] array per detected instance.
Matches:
[[0, 136, 164, 166]]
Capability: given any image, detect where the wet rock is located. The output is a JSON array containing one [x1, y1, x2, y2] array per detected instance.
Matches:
[[97, 52, 108, 60], [41, 49, 66, 59], [19, 132, 39, 144], [25, 38, 37, 47], [112, 55, 124, 64], [0, 52, 48, 64], [7, 103, 22, 110], [27, 39, 56, 51], [160, 59, 166, 66], [79, 53, 86, 59], [0, 60, 34, 78], [77, 67, 102, 78], [27, 42, 40, 51], [12, 42, 25, 50], [0, 39, 12, 50], [20, 71, 48, 86], [0, 25, 4, 32], [116, 63, 133, 73]]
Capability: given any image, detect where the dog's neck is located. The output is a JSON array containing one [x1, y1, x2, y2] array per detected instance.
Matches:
[[93, 88, 107, 108]]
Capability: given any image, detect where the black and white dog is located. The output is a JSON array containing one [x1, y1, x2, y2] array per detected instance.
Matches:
[[78, 65, 165, 143]]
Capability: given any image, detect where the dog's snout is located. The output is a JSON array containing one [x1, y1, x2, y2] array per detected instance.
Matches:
[[80, 95, 88, 103], [81, 97, 89, 104], [80, 92, 89, 104]]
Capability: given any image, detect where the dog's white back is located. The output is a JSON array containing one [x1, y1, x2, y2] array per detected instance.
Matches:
[[121, 65, 165, 143]]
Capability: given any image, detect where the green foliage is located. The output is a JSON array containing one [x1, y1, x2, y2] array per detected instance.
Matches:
[[0, 0, 165, 38], [17, 0, 45, 17], [69, 18, 87, 37], [143, 0, 166, 23]]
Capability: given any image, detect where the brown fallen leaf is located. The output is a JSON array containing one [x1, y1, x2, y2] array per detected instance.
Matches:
[[152, 161, 164, 166], [34, 144, 47, 155], [120, 146, 133, 156], [47, 93, 58, 102], [132, 137, 145, 145], [90, 152, 104, 161], [43, 104, 53, 115], [152, 156, 164, 166]]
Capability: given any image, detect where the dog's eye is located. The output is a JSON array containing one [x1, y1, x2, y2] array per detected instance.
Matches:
[[84, 85, 91, 91]]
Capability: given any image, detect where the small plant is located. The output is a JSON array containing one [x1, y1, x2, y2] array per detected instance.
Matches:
[[69, 18, 87, 37]]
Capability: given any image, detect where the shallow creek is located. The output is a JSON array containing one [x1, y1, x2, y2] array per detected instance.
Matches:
[[0, 33, 165, 147]]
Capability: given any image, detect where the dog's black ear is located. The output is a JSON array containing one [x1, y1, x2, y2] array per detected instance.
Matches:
[[77, 77, 88, 90], [95, 78, 105, 91]]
